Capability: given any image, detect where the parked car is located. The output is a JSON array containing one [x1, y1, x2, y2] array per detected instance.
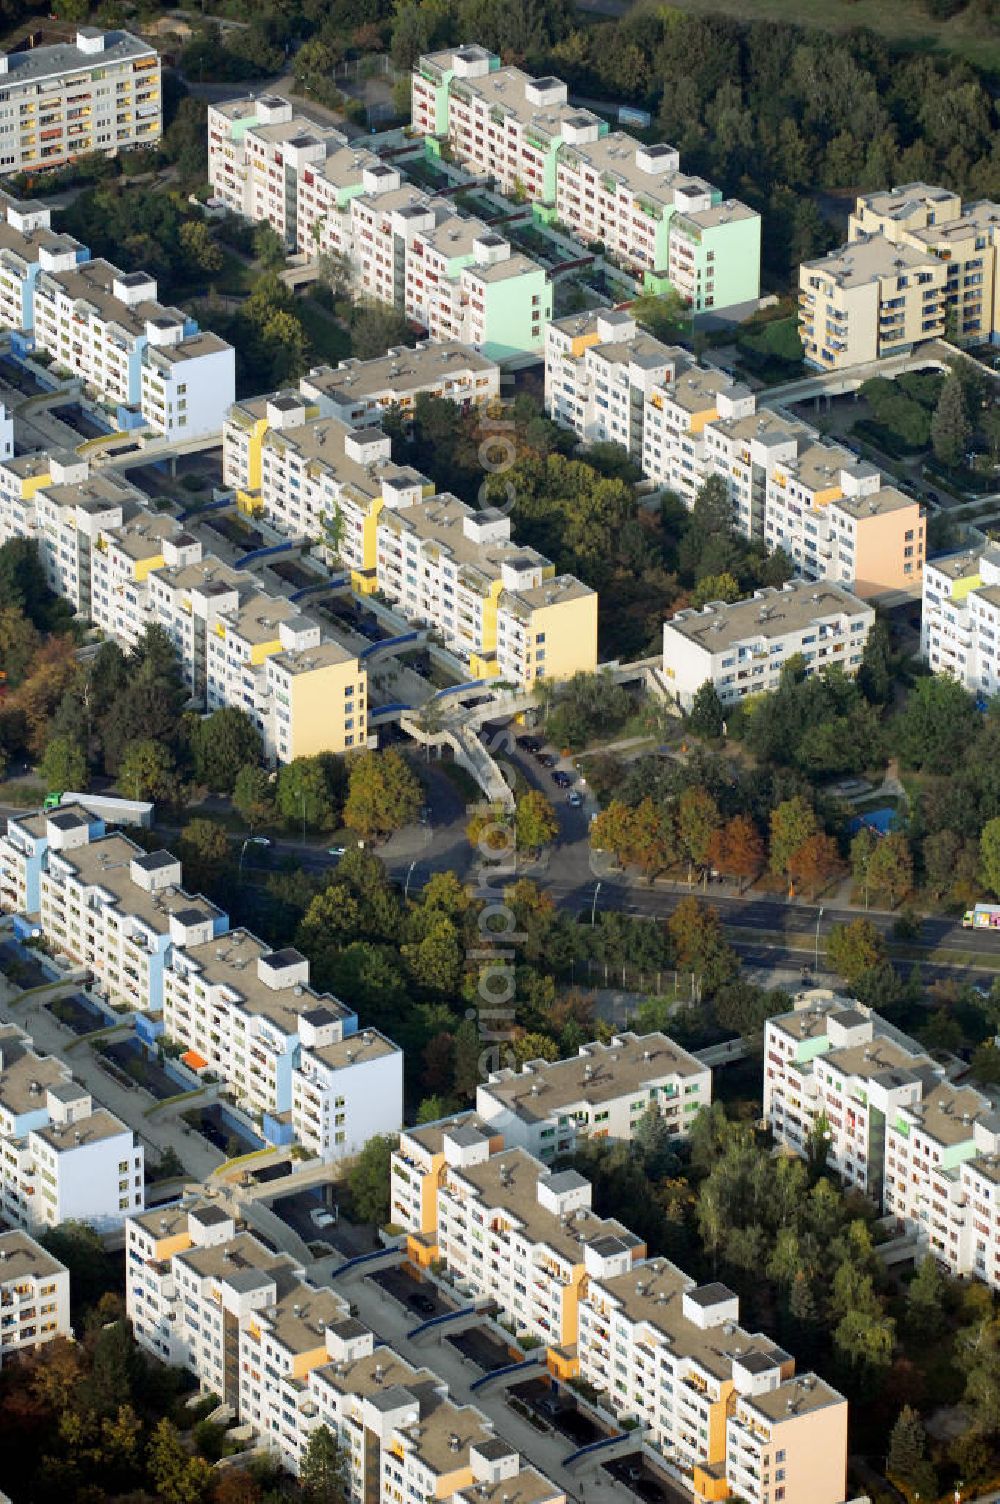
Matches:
[[537, 753, 557, 768], [552, 770, 572, 788], [567, 791, 583, 808], [309, 1208, 336, 1228], [327, 846, 346, 858], [518, 736, 542, 753]]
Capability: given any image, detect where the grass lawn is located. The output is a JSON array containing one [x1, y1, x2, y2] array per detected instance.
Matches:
[[630, 0, 1000, 71]]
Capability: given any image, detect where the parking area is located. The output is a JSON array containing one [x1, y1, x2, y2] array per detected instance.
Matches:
[[100, 1038, 179, 1099], [603, 1453, 690, 1504], [0, 940, 55, 989], [368, 1264, 455, 1319], [46, 990, 106, 1036], [270, 1187, 379, 1259], [182, 1103, 263, 1157], [446, 1325, 517, 1372], [508, 1377, 609, 1446]]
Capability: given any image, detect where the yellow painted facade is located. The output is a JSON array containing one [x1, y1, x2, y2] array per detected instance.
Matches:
[[249, 636, 282, 667], [291, 1343, 329, 1380], [20, 470, 52, 500], [134, 552, 165, 584], [521, 590, 598, 688], [546, 1346, 580, 1381], [692, 1465, 730, 1502], [246, 416, 269, 491], [151, 1231, 193, 1262], [433, 1466, 474, 1499], [283, 657, 366, 757], [689, 406, 718, 436], [560, 1264, 586, 1345], [570, 331, 601, 358]]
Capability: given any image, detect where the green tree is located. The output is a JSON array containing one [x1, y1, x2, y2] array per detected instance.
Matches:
[[178, 819, 231, 892], [687, 680, 725, 739], [39, 735, 87, 793], [892, 674, 981, 773], [931, 368, 971, 468], [343, 749, 422, 843], [691, 571, 741, 607], [867, 830, 914, 908], [982, 815, 1000, 897], [515, 788, 559, 854], [887, 1404, 935, 1496], [299, 1423, 348, 1504], [0, 605, 41, 688], [276, 756, 340, 832], [147, 1417, 212, 1504], [347, 1135, 395, 1226], [906, 1256, 946, 1341], [351, 299, 412, 361], [401, 916, 463, 994], [252, 221, 286, 269], [192, 707, 262, 793], [232, 764, 274, 831], [117, 739, 179, 803], [827, 918, 886, 985], [768, 796, 818, 888], [179, 219, 223, 275], [857, 619, 894, 704]]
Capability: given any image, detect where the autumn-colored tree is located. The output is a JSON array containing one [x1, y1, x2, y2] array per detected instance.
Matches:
[[13, 634, 81, 756], [515, 788, 559, 854], [787, 831, 841, 898], [628, 796, 678, 879], [676, 787, 721, 885], [769, 796, 819, 890], [590, 799, 636, 862], [708, 814, 764, 892], [868, 830, 914, 908], [467, 804, 515, 853]]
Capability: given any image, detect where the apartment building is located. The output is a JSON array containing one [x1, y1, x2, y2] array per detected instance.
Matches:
[[662, 580, 875, 711], [29, 257, 233, 437], [765, 990, 1000, 1296], [300, 340, 500, 427], [544, 308, 678, 455], [162, 927, 402, 1153], [0, 194, 89, 339], [0, 1018, 143, 1232], [762, 442, 926, 598], [921, 544, 1000, 697], [291, 1022, 402, 1161], [207, 94, 351, 244], [0, 445, 367, 762], [411, 47, 760, 310], [798, 234, 947, 370], [346, 183, 552, 360], [204, 586, 368, 757], [224, 395, 597, 686], [0, 1230, 70, 1365], [206, 96, 551, 362], [395, 1123, 645, 1349], [32, 465, 141, 617], [390, 1118, 850, 1503], [475, 1031, 711, 1161], [577, 1258, 847, 1504], [91, 507, 201, 648], [764, 991, 940, 1203], [378, 492, 597, 685], [543, 316, 926, 601], [29, 815, 226, 1011], [0, 28, 160, 174], [127, 1198, 564, 1504], [850, 183, 1000, 347]]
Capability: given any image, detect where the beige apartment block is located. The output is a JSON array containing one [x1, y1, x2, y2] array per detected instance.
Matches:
[[799, 233, 946, 369]]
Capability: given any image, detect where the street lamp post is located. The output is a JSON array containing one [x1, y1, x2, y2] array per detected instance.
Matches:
[[815, 905, 825, 973], [590, 881, 602, 926], [404, 861, 417, 901], [239, 836, 269, 879]]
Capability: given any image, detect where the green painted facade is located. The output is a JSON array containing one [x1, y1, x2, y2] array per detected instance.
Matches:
[[671, 210, 762, 312], [479, 266, 552, 361], [795, 1035, 831, 1066]]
